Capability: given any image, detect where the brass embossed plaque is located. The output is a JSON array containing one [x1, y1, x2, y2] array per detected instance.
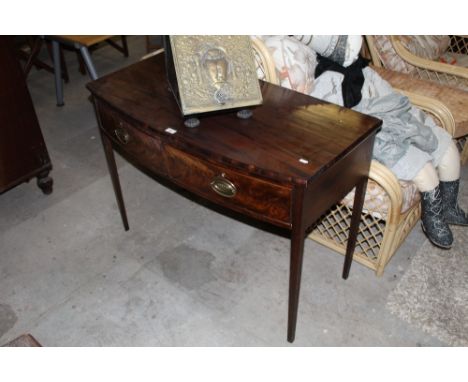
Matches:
[[165, 35, 263, 116]]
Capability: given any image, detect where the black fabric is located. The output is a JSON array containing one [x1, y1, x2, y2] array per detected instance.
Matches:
[[314, 54, 370, 108]]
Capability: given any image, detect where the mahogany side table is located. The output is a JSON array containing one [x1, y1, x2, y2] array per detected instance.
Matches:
[[87, 54, 381, 342]]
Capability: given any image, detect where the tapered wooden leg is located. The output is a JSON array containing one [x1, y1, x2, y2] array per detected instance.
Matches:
[[342, 177, 368, 280], [287, 224, 306, 343], [100, 131, 129, 231], [287, 187, 306, 343]]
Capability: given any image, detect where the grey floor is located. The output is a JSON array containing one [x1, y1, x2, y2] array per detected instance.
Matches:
[[0, 36, 460, 346]]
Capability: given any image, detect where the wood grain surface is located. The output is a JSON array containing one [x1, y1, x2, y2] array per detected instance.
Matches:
[[87, 54, 381, 185]]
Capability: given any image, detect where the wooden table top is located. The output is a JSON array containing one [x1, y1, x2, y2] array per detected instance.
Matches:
[[87, 54, 381, 185]]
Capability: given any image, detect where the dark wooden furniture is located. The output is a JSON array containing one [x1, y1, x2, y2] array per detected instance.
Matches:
[[87, 54, 381, 342], [0, 36, 53, 195]]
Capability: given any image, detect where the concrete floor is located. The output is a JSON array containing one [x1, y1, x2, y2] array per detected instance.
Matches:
[[0, 36, 457, 346]]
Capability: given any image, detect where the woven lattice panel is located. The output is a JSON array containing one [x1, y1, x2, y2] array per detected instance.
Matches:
[[310, 203, 385, 264], [410, 67, 468, 91], [309, 200, 421, 275], [448, 35, 468, 55]]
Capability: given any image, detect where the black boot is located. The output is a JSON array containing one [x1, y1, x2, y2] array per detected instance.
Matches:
[[420, 185, 453, 249], [440, 179, 468, 226]]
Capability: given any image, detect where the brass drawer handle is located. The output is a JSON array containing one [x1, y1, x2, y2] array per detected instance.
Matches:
[[210, 174, 237, 198], [114, 128, 130, 144]]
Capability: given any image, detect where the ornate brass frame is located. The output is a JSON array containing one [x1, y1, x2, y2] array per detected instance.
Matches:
[[164, 35, 263, 116]]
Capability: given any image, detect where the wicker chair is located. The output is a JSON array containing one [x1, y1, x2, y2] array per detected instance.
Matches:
[[251, 36, 456, 276], [365, 35, 468, 164], [365, 35, 468, 90]]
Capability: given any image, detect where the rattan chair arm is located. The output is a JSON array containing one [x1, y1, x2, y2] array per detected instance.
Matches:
[[390, 36, 468, 79], [368, 160, 404, 224], [395, 89, 456, 136], [364, 36, 383, 67], [250, 36, 280, 85]]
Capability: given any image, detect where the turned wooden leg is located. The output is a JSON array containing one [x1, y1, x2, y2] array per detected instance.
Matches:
[[99, 130, 129, 231], [342, 177, 368, 280], [37, 170, 53, 195]]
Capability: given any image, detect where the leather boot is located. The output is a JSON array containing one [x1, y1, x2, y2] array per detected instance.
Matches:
[[420, 185, 453, 249], [440, 179, 468, 226]]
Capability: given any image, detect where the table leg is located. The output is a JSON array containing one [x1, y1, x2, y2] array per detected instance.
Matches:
[[342, 177, 369, 280], [287, 187, 306, 343], [51, 40, 64, 106], [99, 131, 129, 231], [79, 46, 99, 80], [121, 36, 129, 57]]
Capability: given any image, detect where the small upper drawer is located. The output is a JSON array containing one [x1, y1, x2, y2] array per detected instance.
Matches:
[[165, 146, 292, 226], [98, 103, 166, 176]]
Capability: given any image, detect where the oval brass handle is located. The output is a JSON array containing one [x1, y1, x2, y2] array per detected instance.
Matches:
[[114, 128, 130, 144], [210, 175, 237, 198]]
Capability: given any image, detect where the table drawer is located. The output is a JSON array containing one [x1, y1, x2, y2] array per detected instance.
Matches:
[[98, 103, 166, 175], [165, 146, 292, 226]]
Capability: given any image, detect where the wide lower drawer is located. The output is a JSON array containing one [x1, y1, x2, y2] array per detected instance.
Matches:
[[98, 103, 166, 176], [165, 146, 292, 226]]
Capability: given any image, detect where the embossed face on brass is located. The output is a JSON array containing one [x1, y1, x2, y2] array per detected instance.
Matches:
[[201, 48, 229, 87], [199, 46, 232, 104]]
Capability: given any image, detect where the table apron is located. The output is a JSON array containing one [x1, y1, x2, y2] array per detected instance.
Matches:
[[301, 135, 376, 229]]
